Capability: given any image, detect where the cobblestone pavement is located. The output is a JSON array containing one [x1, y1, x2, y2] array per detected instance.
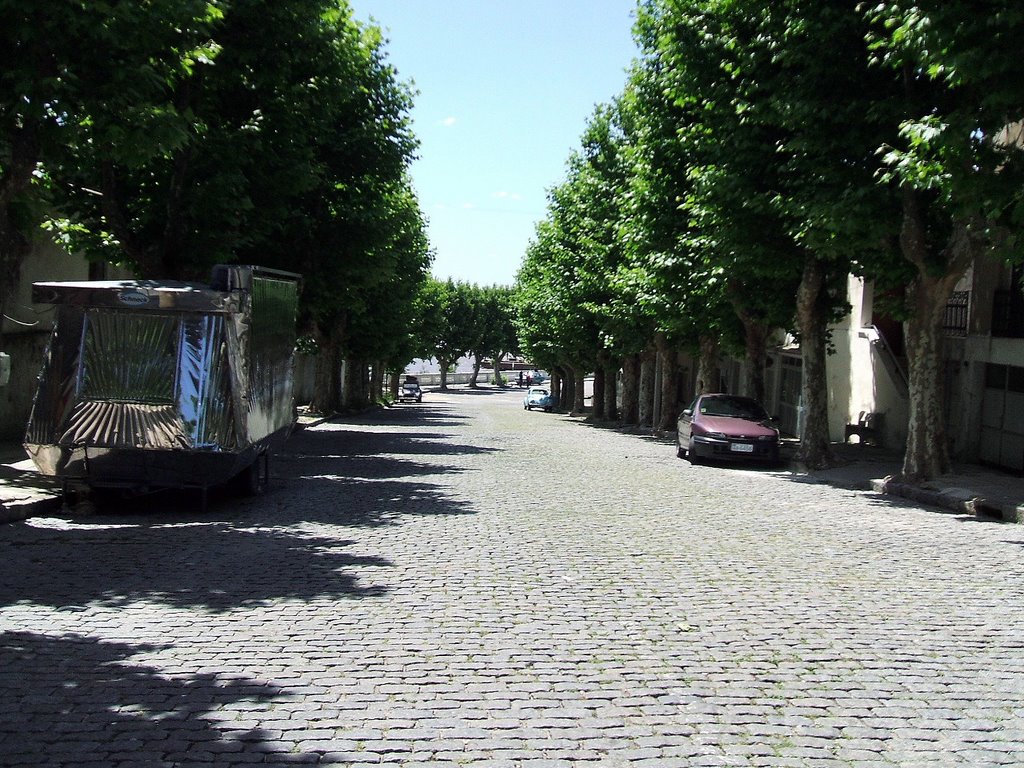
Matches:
[[2, 387, 1024, 767]]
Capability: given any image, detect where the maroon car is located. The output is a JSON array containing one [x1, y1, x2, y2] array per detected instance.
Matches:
[[676, 393, 780, 464]]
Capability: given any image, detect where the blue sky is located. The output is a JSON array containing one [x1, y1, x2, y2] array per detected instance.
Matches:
[[348, 1, 640, 287]]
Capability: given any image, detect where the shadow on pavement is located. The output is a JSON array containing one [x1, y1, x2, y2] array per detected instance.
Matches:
[[0, 462, 61, 493], [421, 386, 509, 397], [0, 631, 318, 766], [362, 401, 472, 426], [0, 514, 392, 611], [0, 402, 502, 611], [267, 406, 491, 527], [287, 425, 496, 459]]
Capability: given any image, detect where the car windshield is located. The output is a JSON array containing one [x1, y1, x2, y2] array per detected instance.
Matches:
[[699, 395, 768, 420], [531, 389, 548, 396]]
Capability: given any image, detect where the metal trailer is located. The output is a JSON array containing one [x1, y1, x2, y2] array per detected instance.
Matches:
[[24, 265, 301, 507]]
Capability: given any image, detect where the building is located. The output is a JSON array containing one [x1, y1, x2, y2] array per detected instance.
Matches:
[[754, 258, 1024, 473], [0, 241, 129, 440]]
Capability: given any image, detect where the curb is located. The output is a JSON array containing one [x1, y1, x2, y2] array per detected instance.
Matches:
[[870, 476, 1023, 523], [0, 494, 63, 524]]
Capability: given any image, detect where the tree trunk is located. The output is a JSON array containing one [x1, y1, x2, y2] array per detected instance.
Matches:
[[309, 331, 342, 415], [550, 368, 562, 404], [0, 219, 30, 356], [899, 191, 977, 481], [794, 255, 837, 469], [903, 294, 954, 480], [437, 357, 450, 390], [0, 121, 41, 355], [604, 360, 619, 421], [573, 368, 586, 414], [491, 352, 506, 385], [695, 335, 719, 395], [740, 318, 769, 403], [560, 366, 576, 412], [469, 354, 483, 388], [639, 347, 656, 427], [342, 360, 369, 409], [369, 361, 385, 402], [592, 364, 606, 420], [621, 354, 640, 425], [657, 341, 681, 431]]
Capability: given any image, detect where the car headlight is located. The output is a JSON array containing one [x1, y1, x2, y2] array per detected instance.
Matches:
[[704, 431, 727, 440]]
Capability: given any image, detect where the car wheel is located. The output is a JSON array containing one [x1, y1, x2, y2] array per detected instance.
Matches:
[[688, 438, 702, 465], [676, 442, 686, 459]]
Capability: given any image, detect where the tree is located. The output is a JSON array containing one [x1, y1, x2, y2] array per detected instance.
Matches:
[[34, 1, 425, 415], [639, 0, 908, 468], [414, 278, 475, 391], [618, 56, 739, 427], [0, 0, 222, 345], [515, 103, 640, 418], [638, 1, 806, 444], [334, 182, 431, 407], [863, 1, 1024, 480], [465, 285, 518, 388]]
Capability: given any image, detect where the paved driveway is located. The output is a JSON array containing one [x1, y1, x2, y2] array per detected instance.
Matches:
[[2, 388, 1023, 766]]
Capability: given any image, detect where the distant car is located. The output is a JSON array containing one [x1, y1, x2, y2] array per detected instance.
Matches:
[[523, 387, 555, 412], [677, 393, 779, 464], [398, 381, 422, 403]]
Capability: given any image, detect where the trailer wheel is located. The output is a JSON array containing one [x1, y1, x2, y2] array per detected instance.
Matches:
[[232, 457, 264, 497]]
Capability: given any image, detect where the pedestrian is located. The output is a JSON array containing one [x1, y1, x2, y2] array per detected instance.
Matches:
[[517, 371, 524, 387]]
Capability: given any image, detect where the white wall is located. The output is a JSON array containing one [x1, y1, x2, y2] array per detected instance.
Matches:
[[1, 240, 131, 439], [824, 276, 908, 449]]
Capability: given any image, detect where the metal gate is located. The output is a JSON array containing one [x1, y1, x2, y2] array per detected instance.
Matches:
[[979, 363, 1024, 472], [778, 356, 802, 438]]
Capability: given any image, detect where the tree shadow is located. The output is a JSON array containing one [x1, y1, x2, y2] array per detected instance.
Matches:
[[267, 414, 494, 527], [0, 515, 392, 611], [0, 631, 318, 766], [425, 386, 507, 397], [856, 492, 978, 521], [286, 426, 498, 460], [0, 460, 62, 493], [0, 400, 492, 612], [361, 401, 471, 427]]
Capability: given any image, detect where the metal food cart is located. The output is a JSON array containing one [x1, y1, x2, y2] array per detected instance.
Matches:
[[24, 264, 301, 506]]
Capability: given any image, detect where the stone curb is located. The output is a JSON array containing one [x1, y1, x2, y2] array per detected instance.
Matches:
[[0, 494, 63, 524], [870, 476, 1023, 524]]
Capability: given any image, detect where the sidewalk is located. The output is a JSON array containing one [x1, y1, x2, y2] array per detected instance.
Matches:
[[795, 441, 1024, 523], [1, 437, 1021, 524], [0, 442, 63, 523]]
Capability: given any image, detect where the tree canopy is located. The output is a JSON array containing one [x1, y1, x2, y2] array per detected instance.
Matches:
[[513, 0, 1024, 480], [2, 0, 431, 414]]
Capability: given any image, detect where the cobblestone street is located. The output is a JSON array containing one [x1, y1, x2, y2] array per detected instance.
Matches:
[[2, 387, 1024, 767]]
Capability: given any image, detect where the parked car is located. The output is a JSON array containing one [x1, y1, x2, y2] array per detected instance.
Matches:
[[676, 393, 780, 464], [398, 378, 422, 403], [523, 387, 555, 412]]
